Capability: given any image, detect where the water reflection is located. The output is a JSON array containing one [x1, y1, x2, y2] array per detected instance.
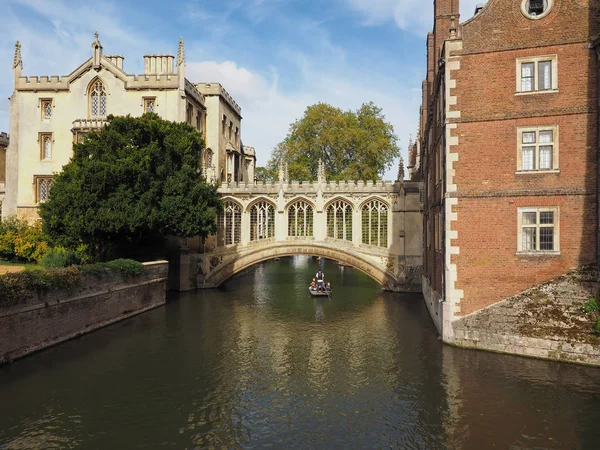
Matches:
[[0, 256, 599, 449]]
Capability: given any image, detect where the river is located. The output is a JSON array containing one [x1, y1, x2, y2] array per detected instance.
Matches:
[[1, 256, 599, 449]]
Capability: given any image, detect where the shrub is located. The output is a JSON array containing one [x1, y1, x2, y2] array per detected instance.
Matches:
[[39, 247, 76, 268], [79, 259, 143, 278], [0, 267, 81, 308], [74, 244, 93, 265], [0, 216, 27, 259], [593, 318, 600, 336], [0, 259, 144, 308], [14, 222, 49, 262], [583, 297, 600, 314]]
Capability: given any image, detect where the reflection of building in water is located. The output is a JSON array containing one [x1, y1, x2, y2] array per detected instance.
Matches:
[[269, 325, 291, 377], [228, 291, 398, 389], [292, 255, 311, 269], [308, 333, 331, 385]]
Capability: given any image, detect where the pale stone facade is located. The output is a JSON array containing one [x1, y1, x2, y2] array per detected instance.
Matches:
[[0, 132, 8, 211], [2, 33, 255, 220]]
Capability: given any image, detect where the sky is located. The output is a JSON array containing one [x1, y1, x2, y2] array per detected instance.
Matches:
[[0, 0, 481, 180]]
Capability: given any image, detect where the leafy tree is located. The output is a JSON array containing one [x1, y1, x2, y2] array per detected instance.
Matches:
[[254, 166, 275, 182], [40, 114, 222, 260], [267, 102, 399, 181]]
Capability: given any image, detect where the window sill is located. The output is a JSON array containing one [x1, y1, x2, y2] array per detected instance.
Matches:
[[515, 89, 558, 96], [516, 251, 560, 256], [515, 169, 560, 175]]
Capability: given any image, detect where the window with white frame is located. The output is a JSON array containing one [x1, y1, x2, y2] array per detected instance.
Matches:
[[250, 201, 275, 241], [217, 201, 242, 246], [361, 199, 388, 247], [521, 0, 553, 20], [40, 133, 52, 160], [516, 56, 557, 93], [327, 199, 353, 241], [518, 207, 559, 253], [517, 126, 558, 171], [288, 200, 314, 237]]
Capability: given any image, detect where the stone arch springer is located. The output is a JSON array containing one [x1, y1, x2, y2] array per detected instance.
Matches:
[[201, 241, 401, 292]]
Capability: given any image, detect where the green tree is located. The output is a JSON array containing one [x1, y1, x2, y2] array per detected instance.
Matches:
[[40, 114, 222, 260], [267, 102, 399, 181], [254, 166, 275, 182]]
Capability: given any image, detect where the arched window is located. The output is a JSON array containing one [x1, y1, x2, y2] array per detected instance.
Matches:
[[361, 200, 388, 247], [250, 201, 275, 241], [218, 201, 242, 246], [205, 149, 213, 168], [327, 200, 353, 241], [90, 80, 107, 117], [288, 200, 313, 237]]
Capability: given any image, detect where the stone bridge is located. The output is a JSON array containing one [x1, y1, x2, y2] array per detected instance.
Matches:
[[177, 165, 423, 292]]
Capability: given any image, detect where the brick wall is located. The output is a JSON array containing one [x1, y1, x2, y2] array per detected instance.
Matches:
[[0, 261, 168, 364], [421, 0, 599, 321]]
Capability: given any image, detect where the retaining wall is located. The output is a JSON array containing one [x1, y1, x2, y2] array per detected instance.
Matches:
[[0, 261, 168, 364]]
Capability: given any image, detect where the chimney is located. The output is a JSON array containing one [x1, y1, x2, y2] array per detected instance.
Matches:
[[105, 55, 124, 71], [143, 54, 175, 74], [433, 0, 460, 75]]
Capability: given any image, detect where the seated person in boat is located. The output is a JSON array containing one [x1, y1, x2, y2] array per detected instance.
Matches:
[[309, 278, 317, 291], [326, 282, 332, 292]]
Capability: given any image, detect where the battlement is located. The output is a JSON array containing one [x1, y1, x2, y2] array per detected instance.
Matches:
[[71, 118, 110, 130], [196, 83, 242, 116], [243, 146, 256, 157], [0, 132, 8, 147], [219, 179, 422, 196], [16, 75, 69, 91]]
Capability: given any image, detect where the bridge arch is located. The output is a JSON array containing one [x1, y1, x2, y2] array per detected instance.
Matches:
[[202, 242, 401, 291]]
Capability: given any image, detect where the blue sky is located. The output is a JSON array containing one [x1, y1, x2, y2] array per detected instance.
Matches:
[[0, 0, 480, 179]]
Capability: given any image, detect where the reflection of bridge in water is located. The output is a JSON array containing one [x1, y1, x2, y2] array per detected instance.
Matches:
[[178, 163, 423, 292]]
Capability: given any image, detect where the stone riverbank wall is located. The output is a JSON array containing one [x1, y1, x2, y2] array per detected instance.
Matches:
[[0, 261, 168, 365], [446, 267, 600, 367]]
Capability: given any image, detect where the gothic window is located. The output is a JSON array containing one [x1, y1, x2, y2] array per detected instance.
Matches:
[[144, 97, 156, 113], [41, 100, 53, 119], [36, 176, 54, 203], [186, 103, 193, 124], [217, 201, 242, 246], [327, 199, 353, 241], [361, 200, 388, 247], [205, 149, 213, 168], [250, 201, 275, 241], [90, 80, 107, 117], [40, 134, 52, 160], [288, 200, 313, 237]]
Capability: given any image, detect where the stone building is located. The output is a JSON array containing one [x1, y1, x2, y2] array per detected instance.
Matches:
[[2, 33, 255, 220], [419, 0, 599, 339], [0, 132, 8, 211]]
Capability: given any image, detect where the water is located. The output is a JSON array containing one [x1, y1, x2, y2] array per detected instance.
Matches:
[[1, 257, 599, 449]]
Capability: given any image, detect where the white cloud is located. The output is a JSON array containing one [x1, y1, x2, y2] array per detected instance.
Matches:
[[345, 0, 483, 34]]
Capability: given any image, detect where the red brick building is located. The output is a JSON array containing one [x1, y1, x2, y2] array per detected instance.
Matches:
[[419, 0, 599, 340]]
